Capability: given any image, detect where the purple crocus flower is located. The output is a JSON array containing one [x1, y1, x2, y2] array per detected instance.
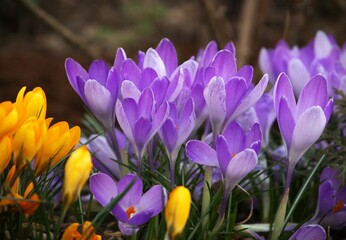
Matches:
[[65, 50, 125, 130], [308, 167, 346, 229], [159, 97, 196, 185], [186, 121, 260, 214], [288, 224, 326, 240], [259, 30, 344, 97], [273, 73, 333, 189], [201, 47, 268, 136], [115, 87, 169, 168], [90, 173, 167, 235]]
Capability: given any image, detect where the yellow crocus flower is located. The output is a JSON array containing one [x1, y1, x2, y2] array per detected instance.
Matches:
[[34, 121, 81, 176], [0, 135, 12, 175], [62, 145, 92, 207], [165, 186, 191, 240], [16, 86, 47, 120], [12, 117, 48, 170], [0, 101, 24, 137]]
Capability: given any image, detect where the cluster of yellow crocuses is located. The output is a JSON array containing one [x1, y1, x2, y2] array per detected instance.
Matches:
[[0, 86, 92, 217]]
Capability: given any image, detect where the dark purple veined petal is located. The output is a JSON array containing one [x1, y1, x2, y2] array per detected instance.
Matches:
[[117, 174, 143, 209], [216, 135, 232, 176], [210, 50, 237, 81], [277, 97, 295, 151], [156, 38, 178, 77], [161, 118, 178, 153], [88, 59, 109, 86], [273, 73, 296, 114], [288, 224, 326, 240], [65, 58, 88, 93]]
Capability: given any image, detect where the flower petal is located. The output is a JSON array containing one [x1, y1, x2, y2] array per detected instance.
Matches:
[[186, 140, 218, 166], [204, 76, 226, 134], [277, 97, 295, 151], [288, 58, 311, 96], [224, 149, 258, 193], [156, 38, 178, 77], [121, 80, 141, 102], [216, 135, 232, 176], [289, 106, 326, 166], [289, 224, 326, 240], [88, 59, 109, 85], [296, 74, 328, 117], [65, 58, 88, 93], [144, 48, 166, 78], [90, 173, 118, 207], [211, 50, 236, 81], [117, 174, 143, 208], [161, 118, 177, 153]]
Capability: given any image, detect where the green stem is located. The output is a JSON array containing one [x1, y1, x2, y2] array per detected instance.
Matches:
[[271, 188, 290, 240], [201, 166, 212, 236]]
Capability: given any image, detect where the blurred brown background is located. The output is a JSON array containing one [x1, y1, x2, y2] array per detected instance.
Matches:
[[1, 0, 345, 126]]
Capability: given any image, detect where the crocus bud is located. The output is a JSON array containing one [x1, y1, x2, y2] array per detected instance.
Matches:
[[62, 145, 92, 207], [165, 186, 191, 240], [34, 121, 81, 176]]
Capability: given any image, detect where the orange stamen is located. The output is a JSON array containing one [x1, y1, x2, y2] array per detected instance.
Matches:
[[332, 200, 344, 214], [126, 206, 136, 219]]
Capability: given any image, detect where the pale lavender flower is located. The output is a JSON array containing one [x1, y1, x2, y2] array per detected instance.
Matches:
[[200, 45, 268, 136], [308, 167, 346, 229], [288, 224, 326, 240], [259, 30, 344, 97], [186, 121, 260, 214], [90, 173, 167, 236]]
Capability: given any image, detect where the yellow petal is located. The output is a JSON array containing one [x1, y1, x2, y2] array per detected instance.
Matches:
[[0, 135, 12, 175], [61, 223, 81, 240]]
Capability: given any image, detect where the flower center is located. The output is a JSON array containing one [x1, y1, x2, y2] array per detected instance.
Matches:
[[332, 200, 344, 214], [126, 206, 136, 219]]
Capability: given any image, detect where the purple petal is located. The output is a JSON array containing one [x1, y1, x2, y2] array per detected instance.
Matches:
[[143, 48, 166, 78], [88, 134, 121, 179], [132, 185, 167, 224], [274, 73, 296, 114], [324, 99, 334, 123], [151, 101, 169, 139], [224, 149, 258, 193], [166, 67, 184, 102], [106, 67, 120, 102], [223, 121, 245, 155], [229, 74, 269, 125], [225, 77, 247, 121], [140, 68, 158, 91], [84, 80, 113, 127], [121, 59, 141, 86], [204, 76, 226, 134], [216, 135, 232, 176], [258, 48, 275, 82], [296, 74, 328, 117], [289, 106, 326, 166], [288, 58, 311, 96], [88, 59, 109, 85], [121, 80, 141, 102], [177, 99, 196, 145], [234, 65, 254, 87], [118, 221, 139, 236], [138, 88, 154, 120], [289, 224, 326, 240], [246, 123, 262, 154], [65, 58, 88, 93], [314, 31, 333, 59], [117, 174, 143, 208], [156, 38, 178, 77], [134, 118, 152, 153], [277, 98, 295, 151], [211, 50, 237, 81], [161, 118, 178, 153], [114, 48, 127, 72], [90, 173, 118, 207], [315, 180, 335, 217], [151, 77, 169, 109], [201, 41, 218, 67], [186, 140, 218, 166], [115, 99, 135, 145]]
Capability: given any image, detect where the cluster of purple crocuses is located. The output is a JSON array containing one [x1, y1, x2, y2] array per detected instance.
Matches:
[[65, 30, 346, 238]]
